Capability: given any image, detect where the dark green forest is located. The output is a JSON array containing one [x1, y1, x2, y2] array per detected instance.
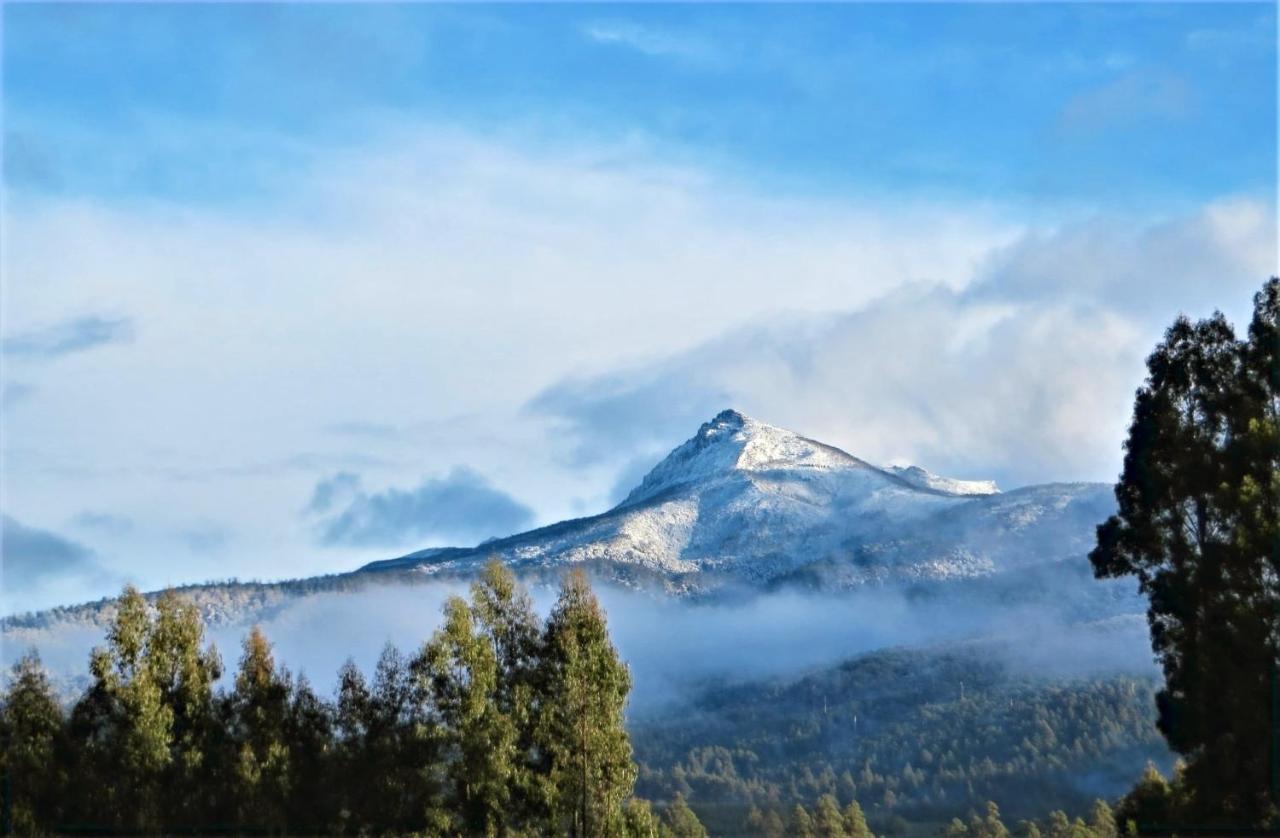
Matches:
[[1, 564, 668, 836], [632, 645, 1167, 834]]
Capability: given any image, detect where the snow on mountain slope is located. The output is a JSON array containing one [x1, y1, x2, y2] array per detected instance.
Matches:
[[364, 410, 1110, 591], [885, 465, 999, 496], [618, 410, 877, 508]]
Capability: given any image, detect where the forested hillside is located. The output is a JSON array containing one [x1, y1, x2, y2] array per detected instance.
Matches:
[[633, 644, 1170, 834]]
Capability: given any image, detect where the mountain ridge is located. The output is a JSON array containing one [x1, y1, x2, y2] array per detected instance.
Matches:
[[361, 409, 1109, 593]]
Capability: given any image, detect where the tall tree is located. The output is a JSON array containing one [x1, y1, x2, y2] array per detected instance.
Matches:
[[368, 643, 442, 832], [621, 797, 661, 837], [419, 598, 517, 835], [534, 569, 637, 837], [1091, 277, 1280, 827], [334, 658, 374, 831], [813, 793, 848, 838], [227, 626, 291, 831], [70, 586, 173, 831], [761, 808, 788, 838], [661, 792, 707, 838], [842, 800, 873, 838], [470, 559, 542, 823], [1087, 799, 1118, 838], [471, 559, 542, 691], [746, 806, 788, 838], [148, 591, 222, 827], [790, 803, 816, 838], [335, 646, 442, 834], [1018, 821, 1043, 838], [1114, 763, 1177, 834], [1044, 810, 1072, 838], [283, 673, 337, 832], [0, 653, 65, 834], [968, 801, 1009, 838]]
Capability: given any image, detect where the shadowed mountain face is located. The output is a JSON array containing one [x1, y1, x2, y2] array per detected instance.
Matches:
[[364, 409, 1119, 597]]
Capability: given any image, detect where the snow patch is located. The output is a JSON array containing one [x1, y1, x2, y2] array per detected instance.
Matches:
[[885, 464, 999, 496]]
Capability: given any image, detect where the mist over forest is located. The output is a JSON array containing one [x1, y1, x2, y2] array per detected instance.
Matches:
[[4, 571, 1155, 712]]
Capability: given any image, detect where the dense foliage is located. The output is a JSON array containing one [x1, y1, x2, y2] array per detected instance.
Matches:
[[0, 563, 707, 837], [1091, 276, 1280, 828], [631, 643, 1168, 834]]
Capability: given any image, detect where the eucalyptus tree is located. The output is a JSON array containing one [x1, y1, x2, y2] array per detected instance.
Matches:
[[0, 653, 65, 833], [1092, 277, 1280, 826], [534, 569, 637, 837]]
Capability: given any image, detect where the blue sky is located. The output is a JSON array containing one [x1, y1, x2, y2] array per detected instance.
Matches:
[[2, 3, 1277, 613], [6, 4, 1274, 207]]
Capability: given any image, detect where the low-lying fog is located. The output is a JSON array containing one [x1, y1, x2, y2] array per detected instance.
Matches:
[[4, 576, 1156, 711]]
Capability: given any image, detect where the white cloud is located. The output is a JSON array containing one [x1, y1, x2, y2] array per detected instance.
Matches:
[[970, 196, 1276, 323], [529, 199, 1277, 490], [529, 287, 1146, 490], [3, 121, 1271, 601]]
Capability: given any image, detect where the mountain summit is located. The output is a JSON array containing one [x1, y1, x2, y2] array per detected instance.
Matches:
[[365, 410, 1110, 592], [619, 409, 875, 509], [621, 409, 997, 510]]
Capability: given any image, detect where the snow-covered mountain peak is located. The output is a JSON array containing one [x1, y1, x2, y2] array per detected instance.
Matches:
[[617, 409, 867, 509], [351, 409, 1111, 593]]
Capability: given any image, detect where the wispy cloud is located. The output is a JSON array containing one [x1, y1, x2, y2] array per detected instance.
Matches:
[[306, 468, 534, 549], [1, 515, 113, 597], [583, 20, 721, 65], [2, 315, 134, 361], [324, 421, 402, 440], [71, 511, 134, 537], [178, 523, 231, 555], [1057, 71, 1195, 137], [526, 364, 731, 469], [1185, 14, 1275, 53]]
